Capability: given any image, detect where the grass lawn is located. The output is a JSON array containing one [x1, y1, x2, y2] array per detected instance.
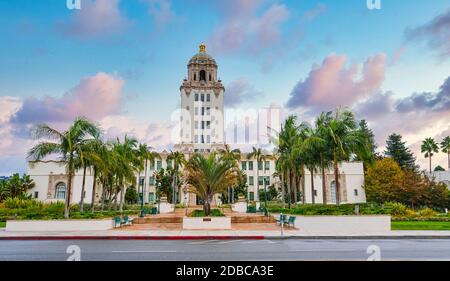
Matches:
[[392, 221, 450, 230], [0, 222, 5, 228]]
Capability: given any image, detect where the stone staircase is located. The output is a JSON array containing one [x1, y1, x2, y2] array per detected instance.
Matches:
[[231, 215, 276, 223]]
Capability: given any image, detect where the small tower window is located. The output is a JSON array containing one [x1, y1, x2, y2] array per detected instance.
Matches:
[[200, 70, 206, 81], [209, 74, 212, 81], [194, 73, 197, 81]]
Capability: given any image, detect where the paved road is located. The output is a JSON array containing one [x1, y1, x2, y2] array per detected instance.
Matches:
[[0, 239, 449, 261]]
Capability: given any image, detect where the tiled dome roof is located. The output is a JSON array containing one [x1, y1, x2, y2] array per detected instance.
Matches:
[[188, 43, 217, 65]]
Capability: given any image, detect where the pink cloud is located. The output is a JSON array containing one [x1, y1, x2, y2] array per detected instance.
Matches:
[[287, 53, 386, 109], [14, 72, 124, 124], [57, 0, 130, 39], [208, 1, 290, 55]]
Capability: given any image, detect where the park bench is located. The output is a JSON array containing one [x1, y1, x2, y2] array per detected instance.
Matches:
[[113, 215, 134, 228], [284, 216, 296, 228]]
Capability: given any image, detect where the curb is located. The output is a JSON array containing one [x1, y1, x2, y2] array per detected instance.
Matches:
[[266, 235, 450, 239], [0, 235, 265, 241], [1, 235, 450, 240]]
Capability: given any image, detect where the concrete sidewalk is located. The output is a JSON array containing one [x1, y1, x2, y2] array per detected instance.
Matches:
[[2, 228, 450, 239]]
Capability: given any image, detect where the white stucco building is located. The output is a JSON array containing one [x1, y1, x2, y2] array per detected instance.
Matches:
[[27, 43, 366, 206]]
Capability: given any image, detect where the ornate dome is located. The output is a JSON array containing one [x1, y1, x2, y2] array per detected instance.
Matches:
[[188, 43, 217, 65]]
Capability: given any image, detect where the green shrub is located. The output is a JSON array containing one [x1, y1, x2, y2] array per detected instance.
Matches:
[[4, 198, 42, 209], [385, 202, 408, 216], [189, 209, 224, 217], [418, 208, 437, 218]]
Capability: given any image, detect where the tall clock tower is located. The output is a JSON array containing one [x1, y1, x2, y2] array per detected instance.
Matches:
[[176, 43, 225, 152]]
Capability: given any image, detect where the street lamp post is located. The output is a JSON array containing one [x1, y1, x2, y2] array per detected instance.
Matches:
[[157, 182, 161, 214], [264, 177, 268, 216], [245, 183, 249, 211], [140, 178, 144, 217]]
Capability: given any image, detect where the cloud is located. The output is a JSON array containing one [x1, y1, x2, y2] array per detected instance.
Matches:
[[57, 0, 130, 39], [286, 53, 386, 110], [353, 76, 450, 155], [405, 9, 450, 58], [142, 0, 176, 31], [13, 72, 125, 124], [224, 78, 263, 107], [396, 76, 450, 113], [100, 115, 175, 151], [208, 0, 290, 55]]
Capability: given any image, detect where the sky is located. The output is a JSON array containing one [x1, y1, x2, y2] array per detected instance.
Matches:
[[0, 0, 449, 175]]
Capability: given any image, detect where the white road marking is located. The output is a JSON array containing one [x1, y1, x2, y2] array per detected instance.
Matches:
[[112, 250, 177, 253]]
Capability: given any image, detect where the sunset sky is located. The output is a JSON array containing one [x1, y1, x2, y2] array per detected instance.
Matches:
[[0, 0, 449, 175]]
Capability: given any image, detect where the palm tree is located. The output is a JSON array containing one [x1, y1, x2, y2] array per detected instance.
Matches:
[[167, 150, 186, 204], [88, 140, 108, 211], [302, 127, 325, 205], [421, 137, 439, 173], [324, 109, 362, 205], [136, 144, 159, 205], [247, 147, 268, 204], [275, 152, 288, 208], [219, 144, 241, 203], [76, 138, 103, 213], [113, 136, 139, 212], [441, 136, 450, 170], [28, 118, 101, 218], [185, 152, 239, 216], [314, 112, 333, 205]]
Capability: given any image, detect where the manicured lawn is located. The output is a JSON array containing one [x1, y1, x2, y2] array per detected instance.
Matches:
[[0, 222, 5, 228], [392, 221, 450, 230]]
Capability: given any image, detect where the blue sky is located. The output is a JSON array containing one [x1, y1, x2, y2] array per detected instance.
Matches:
[[0, 0, 449, 175]]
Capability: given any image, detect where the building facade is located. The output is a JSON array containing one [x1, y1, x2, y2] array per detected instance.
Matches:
[[27, 43, 367, 206]]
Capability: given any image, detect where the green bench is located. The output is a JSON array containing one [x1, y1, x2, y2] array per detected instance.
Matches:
[[247, 206, 257, 213], [113, 215, 134, 228], [276, 215, 296, 228]]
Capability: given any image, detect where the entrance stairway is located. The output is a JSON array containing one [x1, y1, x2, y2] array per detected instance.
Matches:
[[132, 206, 276, 224]]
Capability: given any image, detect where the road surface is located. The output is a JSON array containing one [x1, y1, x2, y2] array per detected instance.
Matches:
[[0, 238, 449, 261]]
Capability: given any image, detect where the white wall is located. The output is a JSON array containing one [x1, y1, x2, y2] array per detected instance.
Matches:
[[27, 161, 97, 204], [6, 219, 114, 232], [275, 215, 391, 234]]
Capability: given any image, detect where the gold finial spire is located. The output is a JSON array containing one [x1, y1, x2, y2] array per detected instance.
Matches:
[[199, 42, 206, 53]]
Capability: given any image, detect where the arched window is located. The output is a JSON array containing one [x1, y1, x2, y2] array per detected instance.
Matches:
[[330, 181, 336, 203], [55, 182, 66, 199], [199, 70, 206, 81]]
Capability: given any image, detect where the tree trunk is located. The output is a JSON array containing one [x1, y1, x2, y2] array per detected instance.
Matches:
[[321, 154, 327, 205], [80, 165, 87, 213], [301, 166, 306, 204], [429, 156, 432, 173], [310, 168, 315, 204], [64, 169, 73, 219], [137, 171, 141, 203], [203, 195, 211, 216], [100, 179, 106, 211], [280, 170, 285, 209], [119, 185, 125, 212], [334, 153, 340, 205], [90, 168, 97, 212], [287, 169, 291, 208], [292, 172, 297, 205]]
